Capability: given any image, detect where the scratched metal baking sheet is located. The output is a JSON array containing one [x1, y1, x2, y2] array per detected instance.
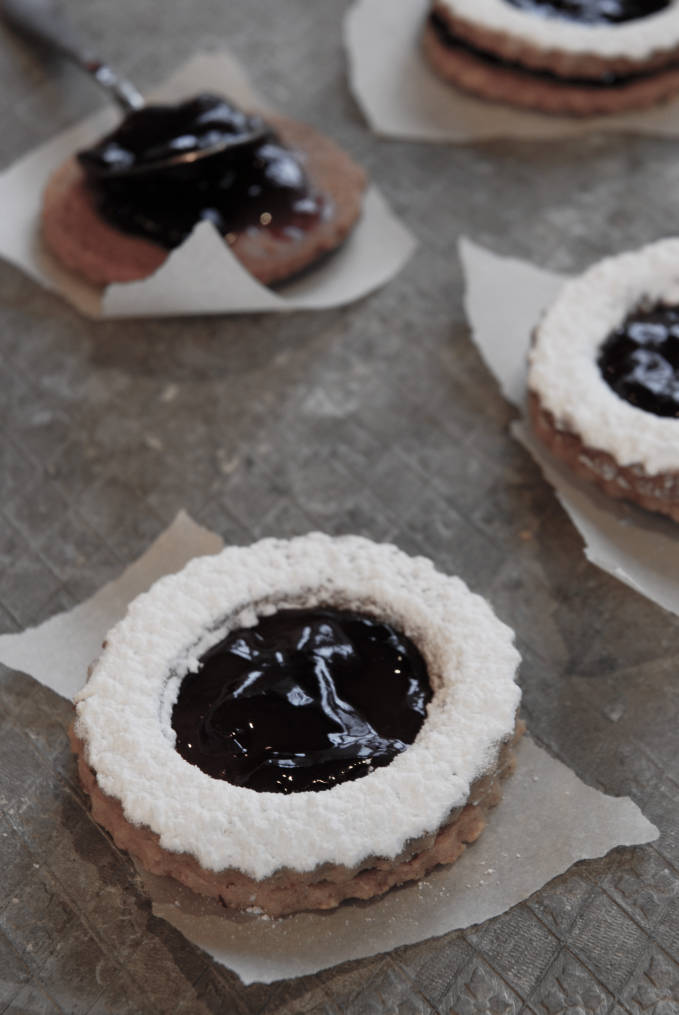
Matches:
[[0, 0, 677, 1011]]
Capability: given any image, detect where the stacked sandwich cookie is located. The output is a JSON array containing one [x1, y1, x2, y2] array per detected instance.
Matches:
[[423, 0, 679, 114], [529, 238, 679, 520], [70, 534, 522, 917]]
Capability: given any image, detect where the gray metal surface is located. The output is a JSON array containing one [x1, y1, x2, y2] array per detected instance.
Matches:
[[0, 1, 678, 1012]]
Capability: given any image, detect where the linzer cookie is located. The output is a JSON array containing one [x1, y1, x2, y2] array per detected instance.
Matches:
[[70, 534, 522, 917], [42, 93, 366, 287], [528, 238, 679, 520], [423, 0, 679, 115]]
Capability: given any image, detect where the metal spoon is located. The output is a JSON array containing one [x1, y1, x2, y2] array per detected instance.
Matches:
[[0, 0, 268, 177]]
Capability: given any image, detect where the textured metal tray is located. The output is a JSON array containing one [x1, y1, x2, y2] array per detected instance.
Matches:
[[0, 1, 677, 1012]]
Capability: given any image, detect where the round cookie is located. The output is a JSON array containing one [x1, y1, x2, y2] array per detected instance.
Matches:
[[71, 534, 522, 917], [42, 114, 366, 288], [528, 238, 679, 521], [424, 0, 679, 115]]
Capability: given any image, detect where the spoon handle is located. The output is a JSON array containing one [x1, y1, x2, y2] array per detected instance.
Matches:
[[1, 0, 144, 112]]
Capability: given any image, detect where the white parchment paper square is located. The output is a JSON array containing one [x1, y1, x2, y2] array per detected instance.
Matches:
[[460, 237, 679, 618], [0, 513, 658, 983], [0, 52, 415, 317], [345, 0, 679, 142]]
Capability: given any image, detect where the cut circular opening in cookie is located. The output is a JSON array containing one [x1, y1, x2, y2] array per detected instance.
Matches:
[[71, 534, 521, 915], [171, 605, 433, 794], [528, 238, 679, 520], [597, 303, 679, 417]]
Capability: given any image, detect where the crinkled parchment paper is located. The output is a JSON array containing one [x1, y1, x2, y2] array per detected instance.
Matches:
[[461, 237, 679, 618], [345, 0, 679, 142], [0, 513, 657, 982], [0, 52, 415, 317]]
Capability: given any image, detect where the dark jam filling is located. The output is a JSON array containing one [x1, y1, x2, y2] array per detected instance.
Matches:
[[503, 0, 670, 25], [428, 11, 671, 86], [77, 93, 326, 250], [598, 304, 679, 417], [171, 607, 432, 794]]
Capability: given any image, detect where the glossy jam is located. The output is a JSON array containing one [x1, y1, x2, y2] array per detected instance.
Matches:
[[504, 0, 670, 24], [77, 93, 325, 249], [598, 304, 679, 417], [171, 607, 432, 794]]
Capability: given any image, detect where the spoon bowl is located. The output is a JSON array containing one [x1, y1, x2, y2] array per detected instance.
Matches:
[[1, 0, 266, 178]]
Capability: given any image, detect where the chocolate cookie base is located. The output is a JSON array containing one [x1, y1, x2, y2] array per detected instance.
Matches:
[[423, 16, 679, 114], [530, 390, 679, 521], [70, 722, 523, 918], [42, 115, 366, 288]]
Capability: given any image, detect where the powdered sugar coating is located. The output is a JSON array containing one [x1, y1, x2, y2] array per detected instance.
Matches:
[[528, 238, 679, 476], [438, 0, 679, 60], [74, 534, 520, 880]]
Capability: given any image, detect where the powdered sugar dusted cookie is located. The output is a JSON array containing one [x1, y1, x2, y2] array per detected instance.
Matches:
[[42, 94, 366, 288], [424, 0, 679, 115], [528, 238, 679, 520], [71, 534, 522, 916]]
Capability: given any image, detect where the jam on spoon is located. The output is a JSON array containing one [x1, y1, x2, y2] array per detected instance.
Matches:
[[77, 93, 327, 249]]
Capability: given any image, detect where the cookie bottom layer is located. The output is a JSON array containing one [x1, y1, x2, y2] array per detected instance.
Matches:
[[530, 391, 679, 521], [42, 116, 366, 288], [70, 722, 523, 917], [423, 20, 679, 115]]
